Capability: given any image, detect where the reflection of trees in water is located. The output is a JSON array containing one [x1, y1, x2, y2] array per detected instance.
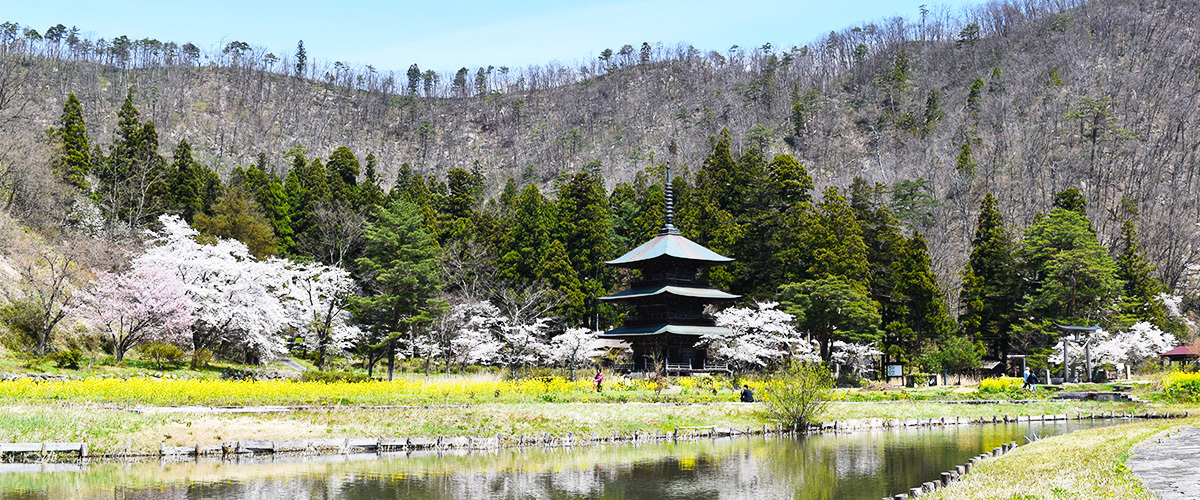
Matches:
[[5, 422, 1109, 500]]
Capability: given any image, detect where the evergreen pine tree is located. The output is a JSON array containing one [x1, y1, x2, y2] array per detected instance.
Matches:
[[1017, 204, 1119, 323], [352, 198, 443, 380]]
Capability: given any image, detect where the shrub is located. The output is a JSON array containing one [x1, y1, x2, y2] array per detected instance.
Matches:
[[138, 342, 186, 370], [0, 300, 42, 352], [979, 376, 1025, 394], [761, 363, 833, 429], [190, 348, 212, 370], [300, 371, 373, 383], [1163, 371, 1200, 402], [49, 349, 84, 369], [835, 373, 866, 388]]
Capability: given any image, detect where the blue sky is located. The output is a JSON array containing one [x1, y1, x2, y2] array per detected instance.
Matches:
[[3, 0, 986, 74]]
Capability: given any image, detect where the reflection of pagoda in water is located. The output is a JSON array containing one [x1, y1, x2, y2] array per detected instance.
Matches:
[[600, 162, 739, 372]]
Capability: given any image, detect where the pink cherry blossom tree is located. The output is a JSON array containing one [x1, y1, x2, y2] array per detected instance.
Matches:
[[71, 264, 194, 362]]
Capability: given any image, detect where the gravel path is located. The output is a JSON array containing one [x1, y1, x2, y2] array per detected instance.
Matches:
[[1129, 425, 1200, 500]]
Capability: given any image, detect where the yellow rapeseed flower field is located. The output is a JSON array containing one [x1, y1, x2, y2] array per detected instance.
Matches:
[[0, 376, 608, 406], [1163, 371, 1200, 401]]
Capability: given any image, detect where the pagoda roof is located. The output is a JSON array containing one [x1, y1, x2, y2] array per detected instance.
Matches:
[[606, 233, 733, 267], [601, 324, 732, 338], [599, 284, 740, 302]]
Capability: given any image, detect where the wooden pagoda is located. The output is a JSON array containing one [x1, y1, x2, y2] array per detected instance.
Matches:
[[599, 163, 739, 372]]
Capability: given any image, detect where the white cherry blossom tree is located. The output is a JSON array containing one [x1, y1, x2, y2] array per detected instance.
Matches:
[[702, 302, 816, 374], [549, 327, 603, 379]]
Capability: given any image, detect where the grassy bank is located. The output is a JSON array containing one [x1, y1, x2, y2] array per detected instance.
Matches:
[[1, 400, 1194, 455], [922, 417, 1200, 500]]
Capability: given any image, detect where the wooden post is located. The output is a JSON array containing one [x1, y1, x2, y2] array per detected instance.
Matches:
[[941, 472, 952, 485], [80, 443, 88, 459], [159, 442, 165, 457]]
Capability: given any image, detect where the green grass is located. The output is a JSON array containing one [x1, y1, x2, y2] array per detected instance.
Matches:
[[922, 417, 1200, 500]]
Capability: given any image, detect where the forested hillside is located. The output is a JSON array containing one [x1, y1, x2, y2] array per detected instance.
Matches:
[[0, 0, 1197, 373], [1, 0, 1198, 291]]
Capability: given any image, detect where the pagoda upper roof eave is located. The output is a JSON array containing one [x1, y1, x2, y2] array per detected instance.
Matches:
[[606, 233, 734, 267], [599, 285, 741, 302]]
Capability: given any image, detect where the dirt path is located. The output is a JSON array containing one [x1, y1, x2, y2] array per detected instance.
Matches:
[[1128, 425, 1200, 500]]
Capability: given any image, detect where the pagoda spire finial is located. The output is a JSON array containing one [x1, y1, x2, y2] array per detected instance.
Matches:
[[660, 160, 680, 235]]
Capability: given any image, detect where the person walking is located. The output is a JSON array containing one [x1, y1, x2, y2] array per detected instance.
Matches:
[[594, 369, 604, 392]]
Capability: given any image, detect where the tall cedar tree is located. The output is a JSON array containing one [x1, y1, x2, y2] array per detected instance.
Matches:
[[353, 198, 442, 380], [734, 154, 813, 298], [439, 167, 482, 242], [391, 163, 438, 234], [607, 182, 640, 253], [556, 171, 613, 327], [358, 153, 384, 210], [680, 129, 742, 252], [497, 185, 556, 283], [166, 140, 222, 223], [325, 147, 359, 206], [238, 164, 295, 253], [850, 177, 906, 323], [887, 232, 953, 362], [1115, 218, 1168, 325], [54, 93, 91, 190], [539, 239, 586, 322], [99, 89, 168, 233], [959, 193, 1022, 359], [807, 186, 870, 288]]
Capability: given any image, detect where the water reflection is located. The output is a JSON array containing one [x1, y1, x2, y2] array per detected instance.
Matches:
[[0, 420, 1117, 500]]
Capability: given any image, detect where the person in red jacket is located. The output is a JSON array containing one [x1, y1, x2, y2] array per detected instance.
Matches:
[[594, 369, 604, 392]]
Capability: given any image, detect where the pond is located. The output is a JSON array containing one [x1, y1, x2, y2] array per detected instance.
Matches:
[[0, 419, 1119, 499]]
